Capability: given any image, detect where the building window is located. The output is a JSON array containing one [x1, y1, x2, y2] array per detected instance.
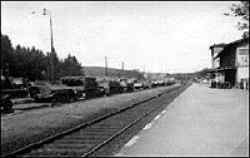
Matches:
[[237, 49, 249, 66], [214, 58, 220, 68]]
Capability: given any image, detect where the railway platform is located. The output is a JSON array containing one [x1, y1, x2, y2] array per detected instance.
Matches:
[[116, 83, 249, 157]]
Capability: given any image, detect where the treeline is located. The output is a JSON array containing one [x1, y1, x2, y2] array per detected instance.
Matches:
[[83, 66, 145, 80], [1, 34, 83, 81], [171, 68, 211, 81]]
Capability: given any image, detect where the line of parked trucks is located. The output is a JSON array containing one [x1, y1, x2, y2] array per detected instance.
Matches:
[[1, 75, 176, 113]]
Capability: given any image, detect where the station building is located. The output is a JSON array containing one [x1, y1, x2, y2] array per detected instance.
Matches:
[[209, 38, 249, 89]]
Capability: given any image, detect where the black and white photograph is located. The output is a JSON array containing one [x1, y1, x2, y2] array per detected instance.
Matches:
[[1, 1, 249, 157]]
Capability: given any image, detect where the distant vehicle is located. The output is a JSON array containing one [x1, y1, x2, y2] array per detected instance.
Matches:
[[97, 78, 110, 96], [61, 76, 86, 98], [96, 78, 135, 96], [84, 77, 105, 98], [119, 78, 134, 92], [164, 77, 176, 86], [126, 79, 135, 92], [134, 83, 143, 89], [158, 80, 165, 86], [133, 80, 143, 89], [119, 78, 128, 92], [152, 80, 159, 87], [142, 80, 152, 89], [61, 76, 106, 99], [108, 80, 123, 95]]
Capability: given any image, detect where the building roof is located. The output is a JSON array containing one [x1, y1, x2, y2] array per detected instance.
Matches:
[[227, 37, 249, 46], [209, 43, 226, 50], [214, 37, 249, 59], [208, 66, 236, 72]]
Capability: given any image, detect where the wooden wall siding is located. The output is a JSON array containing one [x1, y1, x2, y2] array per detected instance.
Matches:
[[220, 46, 237, 68]]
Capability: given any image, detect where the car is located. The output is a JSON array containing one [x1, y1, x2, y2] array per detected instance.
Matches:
[[134, 82, 143, 89]]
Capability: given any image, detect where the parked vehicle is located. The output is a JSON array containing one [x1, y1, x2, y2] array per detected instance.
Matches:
[[1, 75, 29, 98], [109, 80, 123, 95], [118, 78, 134, 92], [151, 80, 159, 87], [126, 79, 135, 92], [164, 77, 176, 86], [0, 94, 14, 113], [119, 78, 128, 92], [133, 80, 143, 89], [11, 77, 27, 89], [97, 78, 110, 96], [29, 76, 107, 102], [142, 80, 152, 89], [61, 76, 86, 98], [85, 77, 105, 98], [29, 81, 78, 103], [158, 80, 165, 86]]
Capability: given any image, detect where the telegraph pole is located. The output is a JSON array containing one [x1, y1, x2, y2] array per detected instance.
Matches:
[[43, 8, 55, 83], [119, 61, 124, 78], [122, 62, 124, 71], [31, 8, 55, 82], [49, 12, 55, 83]]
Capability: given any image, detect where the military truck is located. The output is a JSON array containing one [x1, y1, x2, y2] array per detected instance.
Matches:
[[1, 74, 29, 113], [28, 81, 78, 103], [96, 78, 122, 96], [1, 75, 29, 98], [60, 76, 86, 99], [29, 76, 106, 103], [119, 78, 134, 92], [84, 77, 105, 99]]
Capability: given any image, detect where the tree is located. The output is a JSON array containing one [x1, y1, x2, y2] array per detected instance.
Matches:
[[1, 34, 84, 81], [1, 34, 14, 76], [57, 54, 83, 77], [225, 1, 249, 38]]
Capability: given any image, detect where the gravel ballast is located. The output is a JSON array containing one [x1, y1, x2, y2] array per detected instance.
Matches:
[[1, 84, 179, 155]]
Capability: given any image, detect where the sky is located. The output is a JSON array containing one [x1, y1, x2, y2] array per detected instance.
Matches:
[[1, 1, 243, 73]]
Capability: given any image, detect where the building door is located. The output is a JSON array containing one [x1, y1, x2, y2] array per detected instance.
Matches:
[[225, 69, 236, 87]]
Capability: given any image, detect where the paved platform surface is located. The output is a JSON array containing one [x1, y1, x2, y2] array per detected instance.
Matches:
[[116, 83, 249, 157]]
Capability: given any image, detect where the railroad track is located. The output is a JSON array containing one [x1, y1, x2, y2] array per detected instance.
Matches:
[[3, 83, 191, 158]]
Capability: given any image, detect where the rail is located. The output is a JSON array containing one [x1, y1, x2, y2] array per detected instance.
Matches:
[[2, 82, 191, 158]]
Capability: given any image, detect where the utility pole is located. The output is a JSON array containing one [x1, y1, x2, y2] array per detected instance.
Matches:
[[31, 8, 55, 82], [42, 8, 55, 83], [105, 56, 108, 77], [119, 61, 124, 78], [143, 65, 146, 80], [122, 62, 124, 71]]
